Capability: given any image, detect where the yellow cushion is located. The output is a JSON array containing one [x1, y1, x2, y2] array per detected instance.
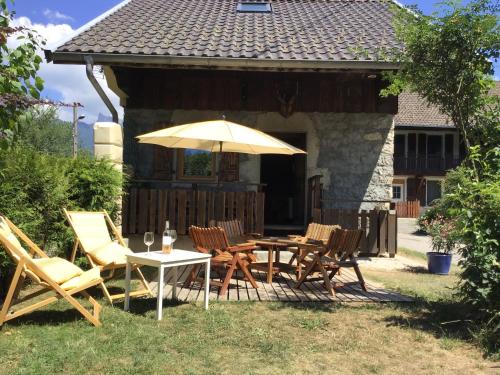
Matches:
[[88, 242, 133, 266], [60, 267, 101, 291], [33, 257, 84, 284], [0, 218, 30, 260]]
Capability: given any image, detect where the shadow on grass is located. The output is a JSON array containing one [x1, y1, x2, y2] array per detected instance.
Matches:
[[403, 265, 429, 274], [384, 298, 476, 342], [2, 308, 94, 327], [113, 297, 190, 316]]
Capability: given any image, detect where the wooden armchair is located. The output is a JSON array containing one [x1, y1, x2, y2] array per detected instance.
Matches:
[[186, 226, 258, 296], [295, 229, 366, 296], [288, 223, 340, 265], [0, 216, 103, 327]]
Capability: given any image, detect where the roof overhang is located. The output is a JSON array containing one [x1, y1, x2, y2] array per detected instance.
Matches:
[[45, 51, 400, 71]]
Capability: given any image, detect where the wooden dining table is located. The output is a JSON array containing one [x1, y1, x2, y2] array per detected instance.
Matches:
[[247, 237, 302, 283]]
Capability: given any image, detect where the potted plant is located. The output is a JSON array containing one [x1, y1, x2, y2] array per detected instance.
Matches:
[[421, 215, 457, 275]]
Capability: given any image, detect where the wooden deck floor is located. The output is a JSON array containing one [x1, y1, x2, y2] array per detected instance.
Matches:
[[150, 266, 413, 303]]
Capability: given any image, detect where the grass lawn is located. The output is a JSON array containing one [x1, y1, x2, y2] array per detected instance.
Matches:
[[0, 252, 498, 374]]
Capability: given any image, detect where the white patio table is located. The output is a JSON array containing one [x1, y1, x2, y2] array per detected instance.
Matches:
[[124, 249, 211, 320]]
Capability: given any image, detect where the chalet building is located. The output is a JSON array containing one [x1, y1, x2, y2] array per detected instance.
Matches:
[[46, 0, 402, 234], [392, 83, 498, 212], [392, 92, 463, 209]]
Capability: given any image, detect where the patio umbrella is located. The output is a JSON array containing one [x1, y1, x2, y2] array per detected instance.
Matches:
[[136, 119, 306, 155]]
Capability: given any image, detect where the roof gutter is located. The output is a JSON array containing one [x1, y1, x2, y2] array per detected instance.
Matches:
[[47, 51, 400, 71], [84, 55, 119, 123]]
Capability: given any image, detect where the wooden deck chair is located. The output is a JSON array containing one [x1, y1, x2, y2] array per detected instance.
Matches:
[[185, 226, 258, 296], [64, 209, 153, 304], [0, 216, 103, 327], [287, 223, 340, 265], [295, 229, 366, 296], [211, 219, 260, 262]]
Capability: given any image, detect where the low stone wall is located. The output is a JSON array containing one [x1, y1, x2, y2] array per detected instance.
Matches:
[[123, 109, 394, 210]]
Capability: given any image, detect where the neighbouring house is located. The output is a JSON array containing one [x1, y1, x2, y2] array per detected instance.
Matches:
[[391, 82, 499, 216], [45, 0, 402, 235], [392, 92, 463, 212]]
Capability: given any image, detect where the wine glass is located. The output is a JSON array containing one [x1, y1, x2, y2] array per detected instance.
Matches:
[[169, 229, 177, 250], [144, 232, 154, 253]]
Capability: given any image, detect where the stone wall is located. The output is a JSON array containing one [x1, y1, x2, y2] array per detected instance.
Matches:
[[123, 109, 394, 210]]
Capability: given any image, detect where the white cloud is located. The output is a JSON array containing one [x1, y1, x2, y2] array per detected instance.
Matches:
[[10, 16, 123, 124], [42, 9, 75, 23]]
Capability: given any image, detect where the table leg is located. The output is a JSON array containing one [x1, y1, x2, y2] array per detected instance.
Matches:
[[204, 260, 210, 310], [156, 266, 164, 321], [124, 261, 131, 311], [172, 266, 177, 300], [267, 246, 273, 284]]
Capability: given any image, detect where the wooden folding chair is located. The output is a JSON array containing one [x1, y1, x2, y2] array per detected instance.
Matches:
[[211, 219, 260, 262], [287, 223, 340, 265], [64, 209, 153, 304], [0, 216, 103, 327], [185, 226, 258, 296], [295, 229, 366, 296]]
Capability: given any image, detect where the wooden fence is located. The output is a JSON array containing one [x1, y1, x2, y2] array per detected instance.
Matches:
[[391, 200, 420, 218], [313, 208, 397, 257], [122, 188, 265, 236]]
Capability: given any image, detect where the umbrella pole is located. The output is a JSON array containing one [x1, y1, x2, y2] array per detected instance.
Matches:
[[217, 141, 223, 187]]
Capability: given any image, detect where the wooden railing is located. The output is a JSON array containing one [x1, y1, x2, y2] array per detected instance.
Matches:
[[313, 208, 397, 257], [122, 188, 265, 235], [391, 200, 420, 218], [394, 156, 461, 176]]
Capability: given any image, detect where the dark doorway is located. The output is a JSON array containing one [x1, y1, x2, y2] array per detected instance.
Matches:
[[260, 132, 306, 231]]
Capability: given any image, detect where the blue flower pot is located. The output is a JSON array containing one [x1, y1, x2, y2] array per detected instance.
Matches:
[[426, 252, 452, 275]]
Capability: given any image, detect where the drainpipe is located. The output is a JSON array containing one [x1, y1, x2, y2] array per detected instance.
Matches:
[[84, 55, 119, 123]]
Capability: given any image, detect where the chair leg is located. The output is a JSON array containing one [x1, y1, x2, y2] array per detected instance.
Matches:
[[12, 274, 26, 301], [0, 263, 24, 326], [288, 253, 297, 265], [318, 263, 335, 297], [352, 261, 367, 291], [238, 258, 258, 289], [134, 267, 153, 297], [80, 291, 101, 322], [295, 255, 319, 288], [99, 282, 114, 304], [328, 266, 340, 280], [184, 264, 201, 287], [219, 257, 238, 296]]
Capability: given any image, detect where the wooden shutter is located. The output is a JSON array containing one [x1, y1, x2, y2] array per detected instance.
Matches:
[[153, 147, 173, 180], [219, 153, 239, 182]]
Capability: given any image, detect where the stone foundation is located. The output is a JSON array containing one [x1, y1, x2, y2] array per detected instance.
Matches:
[[123, 110, 394, 210]]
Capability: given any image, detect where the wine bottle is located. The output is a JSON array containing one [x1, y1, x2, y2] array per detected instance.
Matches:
[[162, 220, 172, 254]]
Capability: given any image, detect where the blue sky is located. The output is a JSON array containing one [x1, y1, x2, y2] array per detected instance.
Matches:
[[10, 0, 499, 122]]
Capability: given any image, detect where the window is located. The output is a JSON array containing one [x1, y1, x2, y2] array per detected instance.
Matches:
[[426, 180, 442, 206], [237, 2, 272, 13], [392, 184, 404, 201], [177, 149, 216, 181]]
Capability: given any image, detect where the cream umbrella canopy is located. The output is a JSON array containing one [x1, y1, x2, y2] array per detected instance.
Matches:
[[136, 119, 306, 155]]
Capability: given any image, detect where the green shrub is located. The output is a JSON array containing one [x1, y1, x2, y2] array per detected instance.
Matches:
[[0, 146, 125, 294], [425, 146, 499, 355]]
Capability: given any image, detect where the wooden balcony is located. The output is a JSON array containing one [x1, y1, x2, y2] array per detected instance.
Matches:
[[394, 156, 461, 176]]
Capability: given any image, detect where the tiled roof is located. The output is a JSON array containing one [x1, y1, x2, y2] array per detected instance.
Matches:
[[53, 0, 401, 64], [396, 82, 500, 128], [395, 92, 453, 128]]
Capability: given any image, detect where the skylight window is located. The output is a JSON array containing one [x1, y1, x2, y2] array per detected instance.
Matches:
[[237, 2, 272, 13]]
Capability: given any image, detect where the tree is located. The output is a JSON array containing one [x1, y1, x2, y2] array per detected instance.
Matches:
[[16, 107, 73, 156], [385, 0, 499, 354], [0, 0, 45, 148], [383, 0, 499, 177]]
